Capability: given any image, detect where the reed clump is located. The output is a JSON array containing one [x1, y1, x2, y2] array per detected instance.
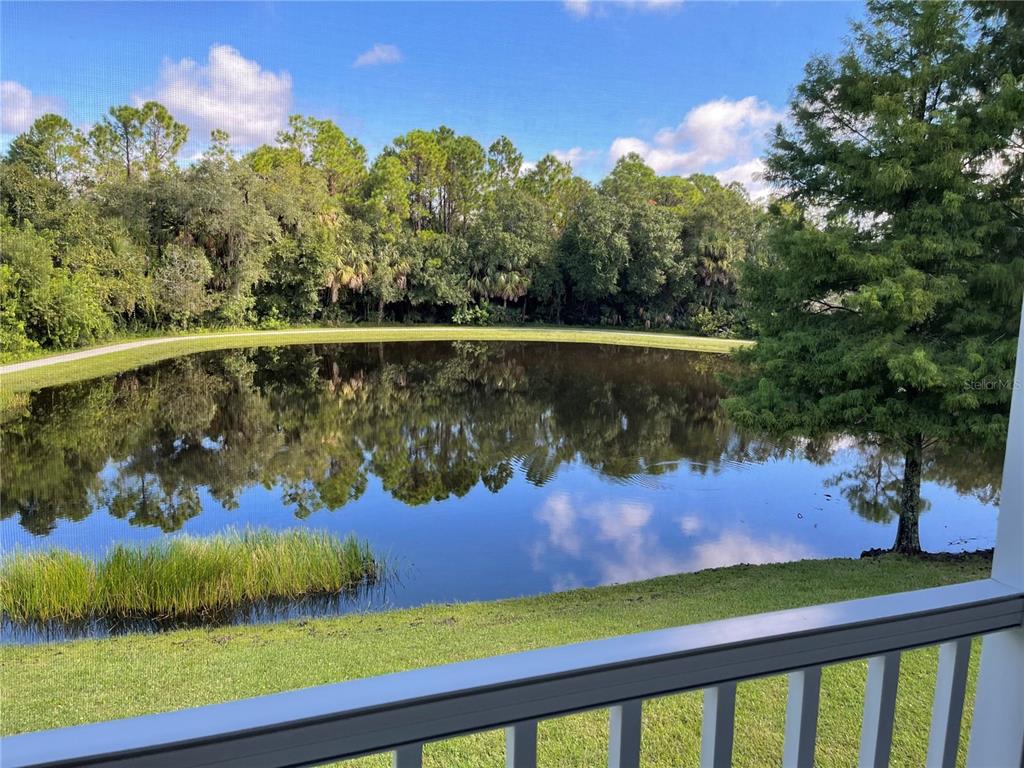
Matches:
[[0, 529, 380, 624]]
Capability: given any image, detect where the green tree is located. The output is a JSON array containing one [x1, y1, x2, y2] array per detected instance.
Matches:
[[679, 175, 763, 334], [601, 153, 660, 205], [560, 188, 629, 313], [1, 217, 114, 348], [278, 115, 367, 200], [621, 201, 684, 323], [392, 129, 447, 232], [153, 243, 215, 327], [139, 101, 189, 175], [435, 127, 486, 235], [6, 114, 87, 188], [89, 102, 186, 180], [247, 141, 338, 321], [487, 136, 523, 187], [468, 187, 549, 309], [725, 0, 1024, 553], [407, 231, 471, 313], [521, 154, 582, 235], [181, 155, 275, 324], [89, 105, 144, 181]]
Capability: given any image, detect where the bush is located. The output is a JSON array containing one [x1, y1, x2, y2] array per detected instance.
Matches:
[[153, 244, 215, 328], [452, 303, 494, 326]]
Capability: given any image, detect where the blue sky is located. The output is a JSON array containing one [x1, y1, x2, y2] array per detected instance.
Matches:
[[1, 1, 862, 190]]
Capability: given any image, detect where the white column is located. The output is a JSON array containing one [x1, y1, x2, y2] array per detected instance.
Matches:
[[859, 652, 901, 768], [608, 700, 643, 768], [505, 721, 538, 768], [701, 682, 737, 768], [783, 667, 822, 768], [927, 638, 971, 768], [967, 298, 1024, 767], [393, 744, 423, 768]]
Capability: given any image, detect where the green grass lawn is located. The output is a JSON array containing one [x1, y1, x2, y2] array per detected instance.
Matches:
[[0, 325, 751, 394], [1, 554, 991, 766]]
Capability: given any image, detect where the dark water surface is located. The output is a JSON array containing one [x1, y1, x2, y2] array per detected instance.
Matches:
[[0, 342, 1001, 639]]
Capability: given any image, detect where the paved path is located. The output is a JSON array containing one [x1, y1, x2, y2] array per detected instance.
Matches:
[[0, 330, 340, 375]]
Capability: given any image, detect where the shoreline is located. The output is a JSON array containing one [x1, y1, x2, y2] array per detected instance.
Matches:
[[0, 325, 752, 394]]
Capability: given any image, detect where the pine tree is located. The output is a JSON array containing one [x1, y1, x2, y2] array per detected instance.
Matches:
[[726, 0, 1024, 553]]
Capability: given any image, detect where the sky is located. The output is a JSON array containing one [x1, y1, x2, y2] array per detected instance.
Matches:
[[0, 1, 864, 194]]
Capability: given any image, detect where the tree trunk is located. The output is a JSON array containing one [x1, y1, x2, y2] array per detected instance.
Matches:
[[892, 433, 924, 554]]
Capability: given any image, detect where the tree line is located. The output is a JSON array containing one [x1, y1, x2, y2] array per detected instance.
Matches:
[[1, 106, 763, 359]]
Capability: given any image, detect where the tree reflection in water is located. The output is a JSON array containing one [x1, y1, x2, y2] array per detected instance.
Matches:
[[1, 341, 1001, 548]]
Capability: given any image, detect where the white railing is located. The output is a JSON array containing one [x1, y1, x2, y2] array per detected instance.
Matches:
[[2, 579, 1022, 768], [4, 302, 1023, 768]]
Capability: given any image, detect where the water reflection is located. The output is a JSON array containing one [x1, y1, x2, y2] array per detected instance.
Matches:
[[0, 341, 1002, 635], [2, 342, 746, 536]]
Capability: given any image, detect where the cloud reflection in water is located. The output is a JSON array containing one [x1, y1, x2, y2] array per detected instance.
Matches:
[[533, 491, 816, 590]]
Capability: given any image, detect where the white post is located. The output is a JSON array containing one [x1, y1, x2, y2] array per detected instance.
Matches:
[[393, 744, 423, 768], [967, 299, 1024, 767], [505, 721, 538, 768], [701, 682, 737, 768], [926, 638, 971, 768], [608, 700, 643, 768], [783, 667, 821, 768], [859, 652, 901, 768]]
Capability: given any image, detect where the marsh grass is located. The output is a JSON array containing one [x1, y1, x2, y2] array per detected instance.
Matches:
[[0, 529, 380, 624]]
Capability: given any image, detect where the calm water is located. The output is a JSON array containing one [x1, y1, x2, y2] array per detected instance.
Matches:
[[0, 342, 1001, 638]]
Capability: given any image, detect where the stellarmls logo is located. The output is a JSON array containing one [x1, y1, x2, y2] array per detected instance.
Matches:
[[963, 378, 1021, 391]]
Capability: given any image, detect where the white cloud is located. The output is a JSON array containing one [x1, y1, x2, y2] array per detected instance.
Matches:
[[609, 96, 783, 195], [533, 492, 688, 585], [353, 44, 403, 68], [1, 80, 61, 134], [564, 0, 592, 17], [715, 158, 770, 200], [565, 0, 682, 18], [679, 515, 702, 536], [149, 45, 292, 147], [551, 146, 599, 168]]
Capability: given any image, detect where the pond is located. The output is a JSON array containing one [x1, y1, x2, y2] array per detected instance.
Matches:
[[0, 341, 1001, 640]]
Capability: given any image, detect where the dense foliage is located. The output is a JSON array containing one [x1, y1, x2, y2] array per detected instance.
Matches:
[[0, 109, 764, 360], [726, 0, 1024, 553]]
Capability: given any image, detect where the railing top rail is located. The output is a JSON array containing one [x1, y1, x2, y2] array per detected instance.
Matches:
[[4, 578, 1022, 768]]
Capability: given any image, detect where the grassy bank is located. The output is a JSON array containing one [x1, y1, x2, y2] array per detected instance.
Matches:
[[0, 326, 752, 394], [0, 530, 379, 623], [2, 554, 991, 766]]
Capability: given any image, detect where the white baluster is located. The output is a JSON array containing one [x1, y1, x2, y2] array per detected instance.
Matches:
[[859, 652, 901, 768], [927, 638, 971, 768], [608, 699, 643, 768], [506, 720, 538, 768], [701, 682, 737, 768], [393, 743, 423, 768], [783, 666, 821, 768]]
